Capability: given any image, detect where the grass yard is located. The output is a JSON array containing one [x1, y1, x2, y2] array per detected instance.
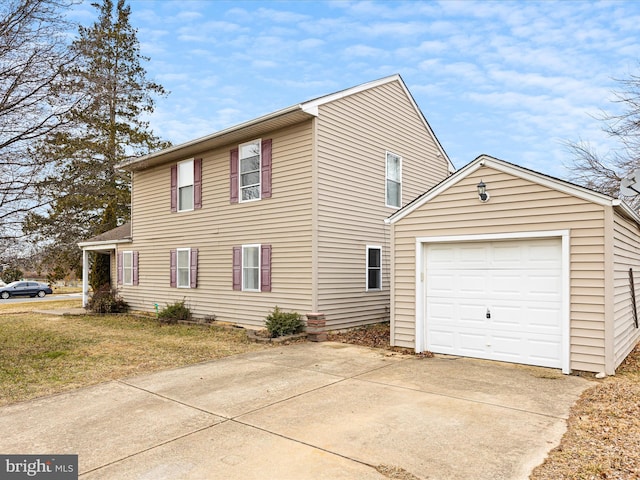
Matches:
[[0, 299, 268, 406]]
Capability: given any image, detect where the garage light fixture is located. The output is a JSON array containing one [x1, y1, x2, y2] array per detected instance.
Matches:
[[477, 180, 490, 202]]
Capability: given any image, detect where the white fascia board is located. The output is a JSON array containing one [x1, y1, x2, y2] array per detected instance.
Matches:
[[78, 239, 131, 250], [301, 74, 401, 113], [301, 74, 455, 174], [613, 199, 640, 227], [480, 156, 614, 207], [388, 154, 632, 225], [387, 159, 482, 224], [117, 104, 312, 170]]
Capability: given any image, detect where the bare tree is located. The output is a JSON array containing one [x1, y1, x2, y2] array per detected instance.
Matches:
[[568, 72, 640, 211], [0, 0, 77, 244]]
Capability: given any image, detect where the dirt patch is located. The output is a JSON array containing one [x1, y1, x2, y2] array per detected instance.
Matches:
[[530, 343, 640, 479], [328, 322, 433, 357]]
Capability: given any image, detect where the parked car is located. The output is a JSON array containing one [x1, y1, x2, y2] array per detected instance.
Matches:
[[0, 281, 53, 299]]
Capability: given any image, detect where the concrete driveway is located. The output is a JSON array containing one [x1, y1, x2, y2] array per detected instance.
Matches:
[[0, 342, 589, 479]]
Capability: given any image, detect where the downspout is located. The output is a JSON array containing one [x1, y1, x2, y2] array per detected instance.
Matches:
[[311, 116, 319, 314]]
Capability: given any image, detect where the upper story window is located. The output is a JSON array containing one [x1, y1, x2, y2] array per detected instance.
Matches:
[[230, 139, 272, 204], [171, 158, 202, 212], [239, 140, 261, 202], [386, 152, 402, 208], [178, 159, 194, 211]]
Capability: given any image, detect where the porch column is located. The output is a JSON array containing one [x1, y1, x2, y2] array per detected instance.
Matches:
[[82, 249, 89, 307]]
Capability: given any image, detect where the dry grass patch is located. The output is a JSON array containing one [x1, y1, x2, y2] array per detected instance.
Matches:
[[0, 305, 268, 406], [530, 343, 640, 479]]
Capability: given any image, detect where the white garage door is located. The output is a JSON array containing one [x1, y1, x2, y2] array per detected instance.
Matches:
[[425, 238, 563, 368]]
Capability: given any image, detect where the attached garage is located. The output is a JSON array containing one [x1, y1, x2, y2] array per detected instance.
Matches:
[[388, 155, 640, 375]]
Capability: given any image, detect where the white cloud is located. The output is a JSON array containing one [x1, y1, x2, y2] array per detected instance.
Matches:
[[343, 44, 388, 58]]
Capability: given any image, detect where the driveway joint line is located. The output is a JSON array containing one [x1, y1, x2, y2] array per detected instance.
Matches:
[[349, 376, 570, 420], [116, 379, 227, 418], [78, 422, 224, 477], [228, 418, 384, 474]]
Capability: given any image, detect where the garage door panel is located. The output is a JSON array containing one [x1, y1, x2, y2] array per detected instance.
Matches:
[[428, 329, 456, 351], [425, 238, 564, 369], [458, 332, 488, 355]]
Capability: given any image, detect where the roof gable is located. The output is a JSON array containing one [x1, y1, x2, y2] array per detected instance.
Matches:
[[119, 75, 453, 173], [387, 154, 640, 226]]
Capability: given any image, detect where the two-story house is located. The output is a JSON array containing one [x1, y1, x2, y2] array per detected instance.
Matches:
[[79, 74, 454, 330]]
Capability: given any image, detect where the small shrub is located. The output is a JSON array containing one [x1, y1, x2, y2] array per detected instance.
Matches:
[[158, 299, 191, 324], [265, 306, 304, 338], [1, 266, 23, 284], [87, 285, 129, 313]]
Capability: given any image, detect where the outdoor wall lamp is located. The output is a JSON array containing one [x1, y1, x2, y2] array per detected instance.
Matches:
[[477, 180, 490, 202]]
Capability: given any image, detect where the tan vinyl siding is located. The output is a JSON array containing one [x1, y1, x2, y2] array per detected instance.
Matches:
[[315, 80, 450, 329], [612, 212, 640, 369], [392, 167, 608, 373], [120, 121, 315, 327]]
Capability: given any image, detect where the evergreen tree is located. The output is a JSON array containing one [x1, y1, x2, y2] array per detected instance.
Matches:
[[25, 0, 169, 269], [89, 203, 116, 289]]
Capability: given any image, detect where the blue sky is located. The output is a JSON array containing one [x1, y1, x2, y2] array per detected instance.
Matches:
[[69, 0, 640, 179]]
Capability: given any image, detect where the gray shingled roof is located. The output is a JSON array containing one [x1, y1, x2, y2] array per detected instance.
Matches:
[[83, 222, 131, 243]]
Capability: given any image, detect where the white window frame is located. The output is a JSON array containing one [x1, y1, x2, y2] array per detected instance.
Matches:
[[122, 251, 133, 286], [366, 245, 382, 291], [178, 158, 194, 212], [176, 247, 191, 288], [242, 244, 261, 291], [385, 151, 402, 208], [239, 139, 261, 203]]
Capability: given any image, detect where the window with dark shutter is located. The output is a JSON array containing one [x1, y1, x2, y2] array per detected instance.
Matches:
[[169, 249, 177, 287], [170, 165, 177, 212], [194, 158, 202, 209], [261, 244, 272, 292], [133, 251, 139, 286], [190, 248, 198, 288], [232, 246, 241, 290], [230, 148, 239, 203], [261, 139, 272, 199], [117, 251, 123, 285]]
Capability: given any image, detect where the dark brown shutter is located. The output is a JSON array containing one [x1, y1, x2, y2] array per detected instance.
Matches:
[[232, 246, 241, 290], [260, 244, 272, 292], [194, 158, 202, 209], [117, 251, 123, 285], [133, 252, 140, 285], [170, 165, 177, 212], [190, 248, 198, 288], [230, 148, 239, 203], [133, 251, 139, 286], [261, 139, 272, 199], [169, 249, 177, 288]]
